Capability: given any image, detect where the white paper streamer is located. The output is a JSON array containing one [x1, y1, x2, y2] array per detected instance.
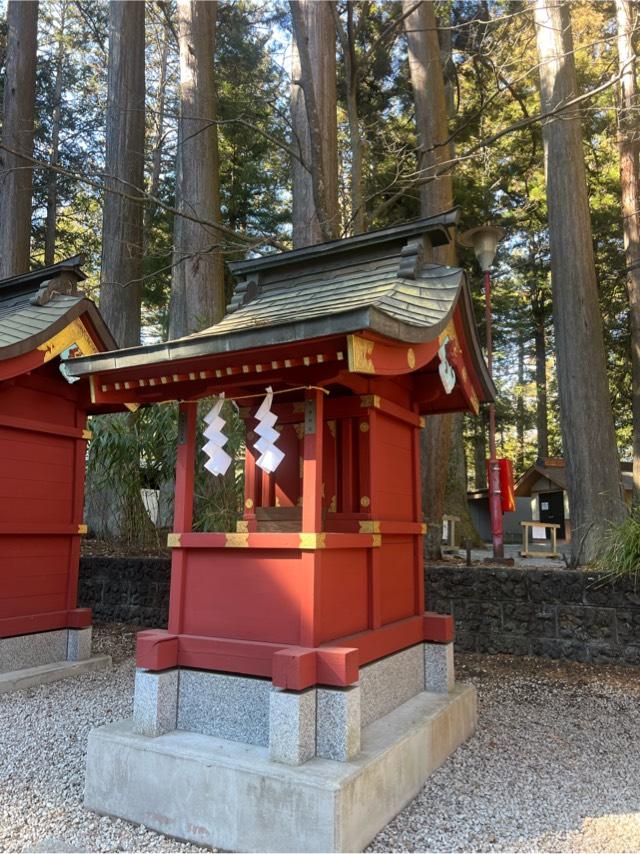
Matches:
[[438, 337, 456, 395], [202, 394, 232, 476], [254, 387, 284, 473]]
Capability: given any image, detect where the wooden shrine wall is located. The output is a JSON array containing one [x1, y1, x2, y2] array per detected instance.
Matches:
[[0, 363, 89, 637]]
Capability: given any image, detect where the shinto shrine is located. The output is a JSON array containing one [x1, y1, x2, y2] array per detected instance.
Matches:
[[68, 211, 494, 852], [0, 257, 115, 688]]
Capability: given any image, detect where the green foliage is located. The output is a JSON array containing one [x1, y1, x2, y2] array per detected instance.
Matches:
[[596, 509, 640, 582], [86, 400, 246, 549]]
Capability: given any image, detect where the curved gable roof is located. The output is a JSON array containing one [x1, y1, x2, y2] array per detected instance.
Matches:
[[0, 256, 116, 361]]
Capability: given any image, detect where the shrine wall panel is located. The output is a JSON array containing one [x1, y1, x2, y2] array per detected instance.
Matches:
[[315, 548, 369, 644], [178, 548, 308, 645], [0, 375, 78, 426], [379, 536, 417, 625], [370, 414, 416, 520]]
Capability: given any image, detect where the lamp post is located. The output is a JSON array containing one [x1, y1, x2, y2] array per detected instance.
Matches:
[[460, 224, 505, 559]]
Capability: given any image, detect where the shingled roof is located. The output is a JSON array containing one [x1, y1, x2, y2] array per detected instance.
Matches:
[[0, 255, 116, 360], [64, 209, 492, 400]]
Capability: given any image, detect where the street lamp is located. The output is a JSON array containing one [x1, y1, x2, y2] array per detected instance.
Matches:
[[460, 224, 506, 559]]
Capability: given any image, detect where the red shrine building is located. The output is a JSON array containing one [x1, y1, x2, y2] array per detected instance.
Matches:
[[0, 257, 115, 682], [70, 211, 494, 852]]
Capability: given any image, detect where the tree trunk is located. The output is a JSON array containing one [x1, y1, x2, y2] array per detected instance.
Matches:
[[290, 0, 339, 247], [516, 328, 525, 472], [100, 0, 145, 347], [0, 1, 39, 278], [144, 24, 169, 252], [615, 0, 640, 507], [402, 0, 451, 219], [444, 414, 484, 547], [334, 2, 365, 234], [169, 0, 225, 339], [45, 0, 66, 266], [534, 0, 626, 562], [474, 410, 487, 489], [403, 0, 481, 558], [533, 312, 549, 460]]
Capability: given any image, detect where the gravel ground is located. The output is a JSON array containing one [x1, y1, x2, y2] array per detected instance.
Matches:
[[1, 625, 639, 853]]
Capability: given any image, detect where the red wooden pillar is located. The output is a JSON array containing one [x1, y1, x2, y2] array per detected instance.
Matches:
[[302, 388, 324, 532], [168, 401, 197, 635], [300, 388, 324, 648], [412, 419, 426, 614], [66, 407, 89, 612], [242, 425, 259, 529]]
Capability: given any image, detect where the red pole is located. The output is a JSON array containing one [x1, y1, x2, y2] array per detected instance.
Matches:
[[484, 268, 504, 559]]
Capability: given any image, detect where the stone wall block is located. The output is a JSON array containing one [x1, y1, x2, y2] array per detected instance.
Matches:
[[424, 642, 454, 693], [269, 687, 316, 765], [133, 668, 178, 737], [623, 645, 640, 664], [67, 627, 92, 661], [528, 569, 585, 604], [557, 606, 616, 642], [582, 574, 626, 608], [476, 634, 529, 656], [316, 685, 361, 761]]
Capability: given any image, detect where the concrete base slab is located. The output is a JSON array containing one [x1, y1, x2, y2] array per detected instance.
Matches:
[[0, 655, 111, 694], [84, 683, 476, 852]]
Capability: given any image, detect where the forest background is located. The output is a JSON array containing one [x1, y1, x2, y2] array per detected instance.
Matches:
[[0, 0, 636, 562]]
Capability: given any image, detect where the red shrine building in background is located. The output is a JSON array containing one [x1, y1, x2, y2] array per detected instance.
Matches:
[[69, 210, 494, 852], [0, 257, 115, 681]]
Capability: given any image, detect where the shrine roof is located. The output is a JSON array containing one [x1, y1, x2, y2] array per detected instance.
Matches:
[[64, 210, 491, 387], [0, 256, 116, 360]]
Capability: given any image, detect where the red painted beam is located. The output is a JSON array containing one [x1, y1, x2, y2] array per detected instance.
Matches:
[[0, 607, 92, 639]]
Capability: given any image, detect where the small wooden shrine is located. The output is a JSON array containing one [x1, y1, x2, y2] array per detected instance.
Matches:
[[72, 211, 495, 852], [0, 257, 115, 655], [69, 212, 493, 687]]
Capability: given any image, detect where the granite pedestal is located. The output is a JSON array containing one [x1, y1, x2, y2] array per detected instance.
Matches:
[[84, 641, 474, 851], [0, 627, 111, 693]]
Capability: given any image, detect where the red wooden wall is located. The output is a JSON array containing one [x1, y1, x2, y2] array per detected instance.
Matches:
[[0, 362, 91, 638]]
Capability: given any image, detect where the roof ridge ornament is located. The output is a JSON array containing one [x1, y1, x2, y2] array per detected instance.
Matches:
[[398, 235, 430, 280], [29, 272, 78, 307], [226, 272, 260, 315]]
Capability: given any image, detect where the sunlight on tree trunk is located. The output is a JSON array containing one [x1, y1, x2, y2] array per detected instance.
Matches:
[[169, 0, 225, 338], [100, 0, 145, 348], [534, 0, 626, 562], [615, 0, 640, 508], [290, 0, 339, 247], [0, 0, 38, 278], [403, 0, 481, 558]]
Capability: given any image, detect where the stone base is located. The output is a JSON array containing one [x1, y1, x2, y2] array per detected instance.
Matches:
[[0, 655, 112, 694], [0, 628, 110, 692], [132, 641, 456, 764], [85, 683, 476, 852]]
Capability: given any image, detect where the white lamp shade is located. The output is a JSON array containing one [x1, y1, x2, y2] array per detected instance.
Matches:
[[459, 224, 505, 272]]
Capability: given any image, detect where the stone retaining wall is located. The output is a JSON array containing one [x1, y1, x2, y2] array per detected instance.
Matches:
[[78, 557, 171, 627], [78, 557, 640, 665], [426, 564, 640, 665]]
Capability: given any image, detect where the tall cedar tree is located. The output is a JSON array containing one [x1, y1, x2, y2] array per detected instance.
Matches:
[[403, 0, 480, 555], [100, 0, 145, 347], [169, 0, 225, 338], [290, 0, 339, 247], [615, 0, 640, 506], [0, 1, 38, 278], [534, 0, 626, 561]]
